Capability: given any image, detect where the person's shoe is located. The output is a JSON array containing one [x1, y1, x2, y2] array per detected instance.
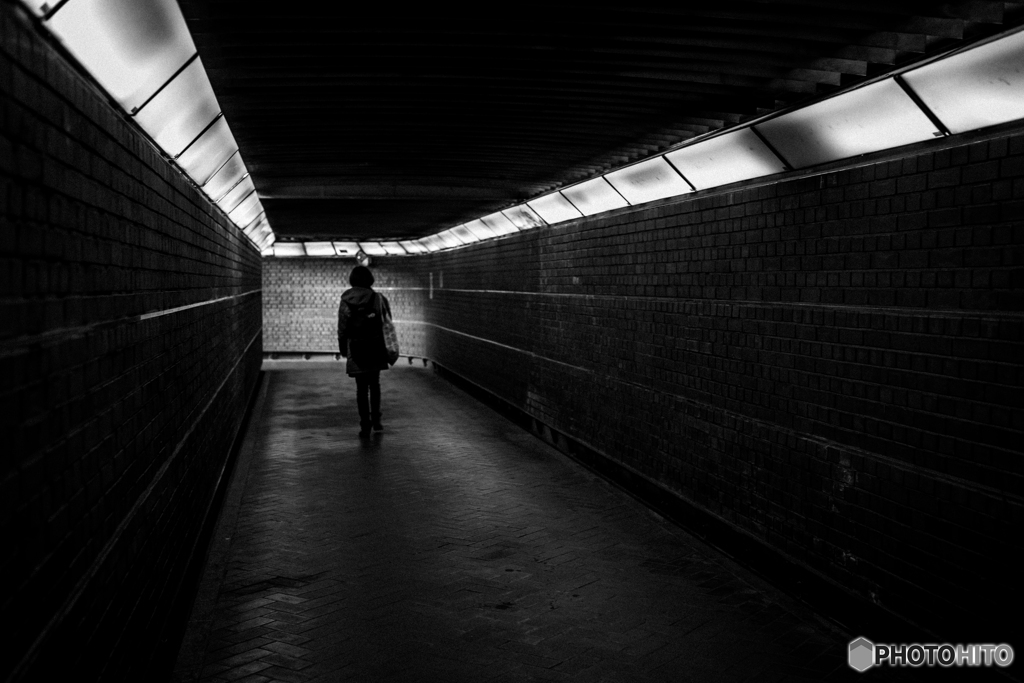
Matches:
[[371, 413, 383, 431], [359, 421, 371, 437]]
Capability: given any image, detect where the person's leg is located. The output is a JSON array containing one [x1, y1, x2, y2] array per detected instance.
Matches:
[[355, 374, 371, 435], [369, 371, 383, 430]]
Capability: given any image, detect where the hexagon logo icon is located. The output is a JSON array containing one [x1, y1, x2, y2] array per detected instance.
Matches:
[[848, 637, 875, 672]]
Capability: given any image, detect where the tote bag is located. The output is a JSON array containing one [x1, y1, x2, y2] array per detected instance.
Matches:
[[377, 294, 400, 365]]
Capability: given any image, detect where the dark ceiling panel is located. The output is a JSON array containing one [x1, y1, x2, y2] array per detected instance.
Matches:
[[177, 1, 1023, 242], [262, 198, 483, 241]]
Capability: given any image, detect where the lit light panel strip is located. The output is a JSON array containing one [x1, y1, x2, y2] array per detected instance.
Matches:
[[502, 205, 546, 230], [242, 217, 268, 241], [218, 177, 256, 214], [665, 128, 785, 189], [451, 224, 478, 244], [436, 229, 467, 248], [177, 117, 239, 185], [228, 194, 262, 226], [400, 240, 428, 254], [333, 242, 360, 256], [754, 79, 940, 169], [419, 235, 445, 252], [303, 242, 335, 257], [26, 0, 275, 250], [242, 214, 267, 235], [604, 157, 691, 205], [561, 177, 629, 215], [273, 243, 305, 257], [46, 0, 197, 114], [202, 152, 247, 203], [358, 242, 388, 256], [480, 212, 520, 236], [463, 220, 497, 240], [380, 242, 408, 255], [134, 57, 220, 157], [527, 192, 583, 224], [902, 29, 1024, 134]]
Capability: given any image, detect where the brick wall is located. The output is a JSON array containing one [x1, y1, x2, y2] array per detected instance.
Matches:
[[1, 4, 262, 681], [418, 130, 1023, 637], [263, 258, 428, 358]]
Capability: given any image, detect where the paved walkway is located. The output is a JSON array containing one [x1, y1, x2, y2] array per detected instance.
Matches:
[[172, 363, 864, 683]]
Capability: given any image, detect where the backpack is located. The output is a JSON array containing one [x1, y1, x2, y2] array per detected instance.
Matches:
[[346, 294, 382, 342]]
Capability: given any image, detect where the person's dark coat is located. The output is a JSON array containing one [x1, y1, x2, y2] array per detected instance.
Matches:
[[338, 286, 392, 376]]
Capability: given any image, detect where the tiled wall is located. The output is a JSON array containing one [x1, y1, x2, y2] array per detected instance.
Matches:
[[263, 258, 428, 358], [419, 131, 1023, 636], [1, 5, 262, 680]]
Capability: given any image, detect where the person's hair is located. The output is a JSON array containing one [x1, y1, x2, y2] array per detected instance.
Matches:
[[349, 265, 374, 288]]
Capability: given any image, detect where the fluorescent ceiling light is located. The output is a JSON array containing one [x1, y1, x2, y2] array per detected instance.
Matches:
[[480, 212, 519, 236], [241, 214, 266, 238], [242, 213, 266, 232], [666, 128, 786, 189], [527, 192, 583, 224], [228, 194, 261, 226], [604, 157, 691, 205], [303, 241, 335, 257], [47, 0, 196, 114], [380, 242, 407, 255], [217, 176, 255, 214], [30, 0, 275, 252], [177, 116, 239, 185], [561, 178, 629, 216], [333, 241, 360, 256], [451, 224, 478, 244], [400, 240, 428, 254], [755, 79, 939, 168], [358, 242, 388, 256], [133, 57, 219, 157], [435, 230, 465, 248], [463, 220, 497, 240], [502, 205, 546, 230], [273, 243, 305, 257], [902, 30, 1024, 134], [419, 235, 445, 252], [201, 152, 246, 203]]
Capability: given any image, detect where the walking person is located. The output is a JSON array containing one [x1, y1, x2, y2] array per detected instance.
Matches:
[[338, 266, 395, 437]]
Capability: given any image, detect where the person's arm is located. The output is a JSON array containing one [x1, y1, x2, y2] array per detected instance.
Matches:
[[337, 300, 349, 356], [381, 294, 393, 320]]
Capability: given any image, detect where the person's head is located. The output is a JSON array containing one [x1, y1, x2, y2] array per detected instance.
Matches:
[[349, 265, 374, 288]]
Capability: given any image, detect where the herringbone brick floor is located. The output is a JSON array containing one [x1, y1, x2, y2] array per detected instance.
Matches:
[[172, 363, 865, 683]]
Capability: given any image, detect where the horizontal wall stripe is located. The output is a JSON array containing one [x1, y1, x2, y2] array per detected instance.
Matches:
[[0, 290, 262, 350], [136, 290, 262, 320], [10, 326, 263, 680], [438, 289, 1024, 320], [269, 315, 1020, 378], [427, 321, 1019, 504]]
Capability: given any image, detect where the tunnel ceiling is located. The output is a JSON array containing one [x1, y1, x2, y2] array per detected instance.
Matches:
[[178, 1, 1023, 242]]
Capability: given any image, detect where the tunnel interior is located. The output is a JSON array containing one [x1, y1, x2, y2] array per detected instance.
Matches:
[[2, 1, 1022, 680]]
